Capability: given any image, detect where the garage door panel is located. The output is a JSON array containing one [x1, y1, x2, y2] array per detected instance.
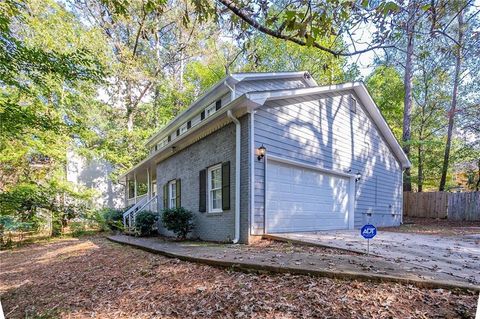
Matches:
[[266, 160, 351, 233]]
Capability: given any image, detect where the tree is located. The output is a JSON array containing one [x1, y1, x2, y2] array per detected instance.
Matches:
[[439, 7, 465, 191], [209, 0, 401, 56], [366, 65, 404, 140], [1, 0, 103, 231], [241, 34, 358, 84]]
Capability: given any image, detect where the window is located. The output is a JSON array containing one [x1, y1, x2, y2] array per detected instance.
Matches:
[[168, 180, 176, 209], [205, 102, 217, 118], [157, 138, 168, 150], [191, 114, 201, 127], [349, 95, 357, 113], [179, 123, 188, 135], [128, 180, 135, 199], [207, 164, 222, 213]]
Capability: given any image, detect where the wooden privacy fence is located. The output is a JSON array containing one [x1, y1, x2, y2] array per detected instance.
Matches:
[[403, 191, 480, 220]]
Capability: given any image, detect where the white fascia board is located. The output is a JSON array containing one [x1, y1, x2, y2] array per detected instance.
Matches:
[[145, 77, 234, 147], [354, 83, 411, 169], [247, 82, 411, 169], [245, 82, 360, 105], [118, 95, 253, 180], [231, 71, 317, 87], [145, 72, 316, 148]]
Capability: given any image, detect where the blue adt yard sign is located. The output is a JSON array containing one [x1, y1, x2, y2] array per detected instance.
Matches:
[[361, 224, 377, 255], [361, 224, 377, 239]]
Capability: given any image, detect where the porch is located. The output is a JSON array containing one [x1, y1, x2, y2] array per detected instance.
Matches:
[[122, 165, 158, 230]]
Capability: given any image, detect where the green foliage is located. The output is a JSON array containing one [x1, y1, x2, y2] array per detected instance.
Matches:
[[366, 65, 404, 140], [242, 34, 358, 84], [161, 207, 194, 239], [134, 211, 158, 236], [96, 208, 124, 231]]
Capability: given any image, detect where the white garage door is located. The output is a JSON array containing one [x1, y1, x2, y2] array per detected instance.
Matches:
[[266, 159, 351, 233]]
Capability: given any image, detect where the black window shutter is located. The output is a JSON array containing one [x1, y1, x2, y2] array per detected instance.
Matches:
[[163, 183, 168, 209], [199, 169, 207, 212], [167, 135, 171, 142], [176, 129, 180, 136], [187, 121, 191, 129], [176, 179, 181, 208], [222, 161, 230, 210], [215, 99, 221, 111], [200, 110, 205, 120]]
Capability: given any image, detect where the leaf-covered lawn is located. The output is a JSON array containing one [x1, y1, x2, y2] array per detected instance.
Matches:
[[0, 236, 477, 318]]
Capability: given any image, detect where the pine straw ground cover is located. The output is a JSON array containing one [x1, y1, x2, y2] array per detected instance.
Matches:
[[0, 236, 477, 319]]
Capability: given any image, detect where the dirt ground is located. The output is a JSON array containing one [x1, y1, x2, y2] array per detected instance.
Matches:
[[380, 217, 480, 236], [0, 236, 478, 319]]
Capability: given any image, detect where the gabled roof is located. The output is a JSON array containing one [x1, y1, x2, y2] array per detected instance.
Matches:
[[145, 71, 317, 148], [120, 75, 409, 180], [245, 82, 411, 168]]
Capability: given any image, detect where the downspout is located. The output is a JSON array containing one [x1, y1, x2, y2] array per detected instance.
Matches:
[[224, 80, 236, 101], [227, 110, 241, 244]]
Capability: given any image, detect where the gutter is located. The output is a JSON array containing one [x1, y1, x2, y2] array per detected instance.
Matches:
[[227, 110, 241, 244]]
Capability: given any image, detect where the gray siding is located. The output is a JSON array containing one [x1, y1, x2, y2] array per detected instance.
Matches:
[[253, 90, 403, 234], [156, 115, 250, 243], [235, 78, 308, 96]]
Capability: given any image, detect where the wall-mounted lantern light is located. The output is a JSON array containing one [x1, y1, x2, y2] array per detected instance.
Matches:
[[257, 145, 266, 161], [355, 171, 362, 182]]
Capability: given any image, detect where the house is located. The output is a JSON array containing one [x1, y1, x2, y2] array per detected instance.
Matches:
[[120, 71, 411, 244], [66, 149, 124, 209]]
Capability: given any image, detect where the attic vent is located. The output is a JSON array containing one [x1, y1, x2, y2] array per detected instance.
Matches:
[[349, 95, 357, 113]]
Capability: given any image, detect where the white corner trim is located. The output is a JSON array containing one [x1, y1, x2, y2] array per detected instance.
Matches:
[[354, 83, 411, 168], [250, 112, 255, 237]]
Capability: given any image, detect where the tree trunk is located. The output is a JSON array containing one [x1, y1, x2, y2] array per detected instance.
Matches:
[[476, 159, 480, 191], [126, 81, 134, 132], [439, 10, 464, 191], [126, 108, 134, 132], [402, 3, 416, 192]]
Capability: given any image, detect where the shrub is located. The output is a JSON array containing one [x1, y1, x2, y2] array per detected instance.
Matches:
[[161, 207, 194, 239], [88, 208, 124, 232], [134, 211, 158, 236], [102, 208, 124, 231]]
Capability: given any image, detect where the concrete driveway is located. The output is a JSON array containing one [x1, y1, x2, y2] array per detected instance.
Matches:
[[266, 230, 480, 285]]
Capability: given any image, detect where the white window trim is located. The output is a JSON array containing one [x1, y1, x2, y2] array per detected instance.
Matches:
[[205, 103, 217, 118], [207, 164, 223, 213], [157, 138, 168, 150], [168, 180, 176, 209], [179, 123, 188, 135]]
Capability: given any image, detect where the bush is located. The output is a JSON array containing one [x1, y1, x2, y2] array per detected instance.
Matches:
[[102, 208, 124, 231], [134, 211, 158, 236], [161, 207, 194, 239], [88, 208, 124, 232]]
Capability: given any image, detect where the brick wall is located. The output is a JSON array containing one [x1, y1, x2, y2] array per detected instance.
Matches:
[[156, 114, 251, 243]]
